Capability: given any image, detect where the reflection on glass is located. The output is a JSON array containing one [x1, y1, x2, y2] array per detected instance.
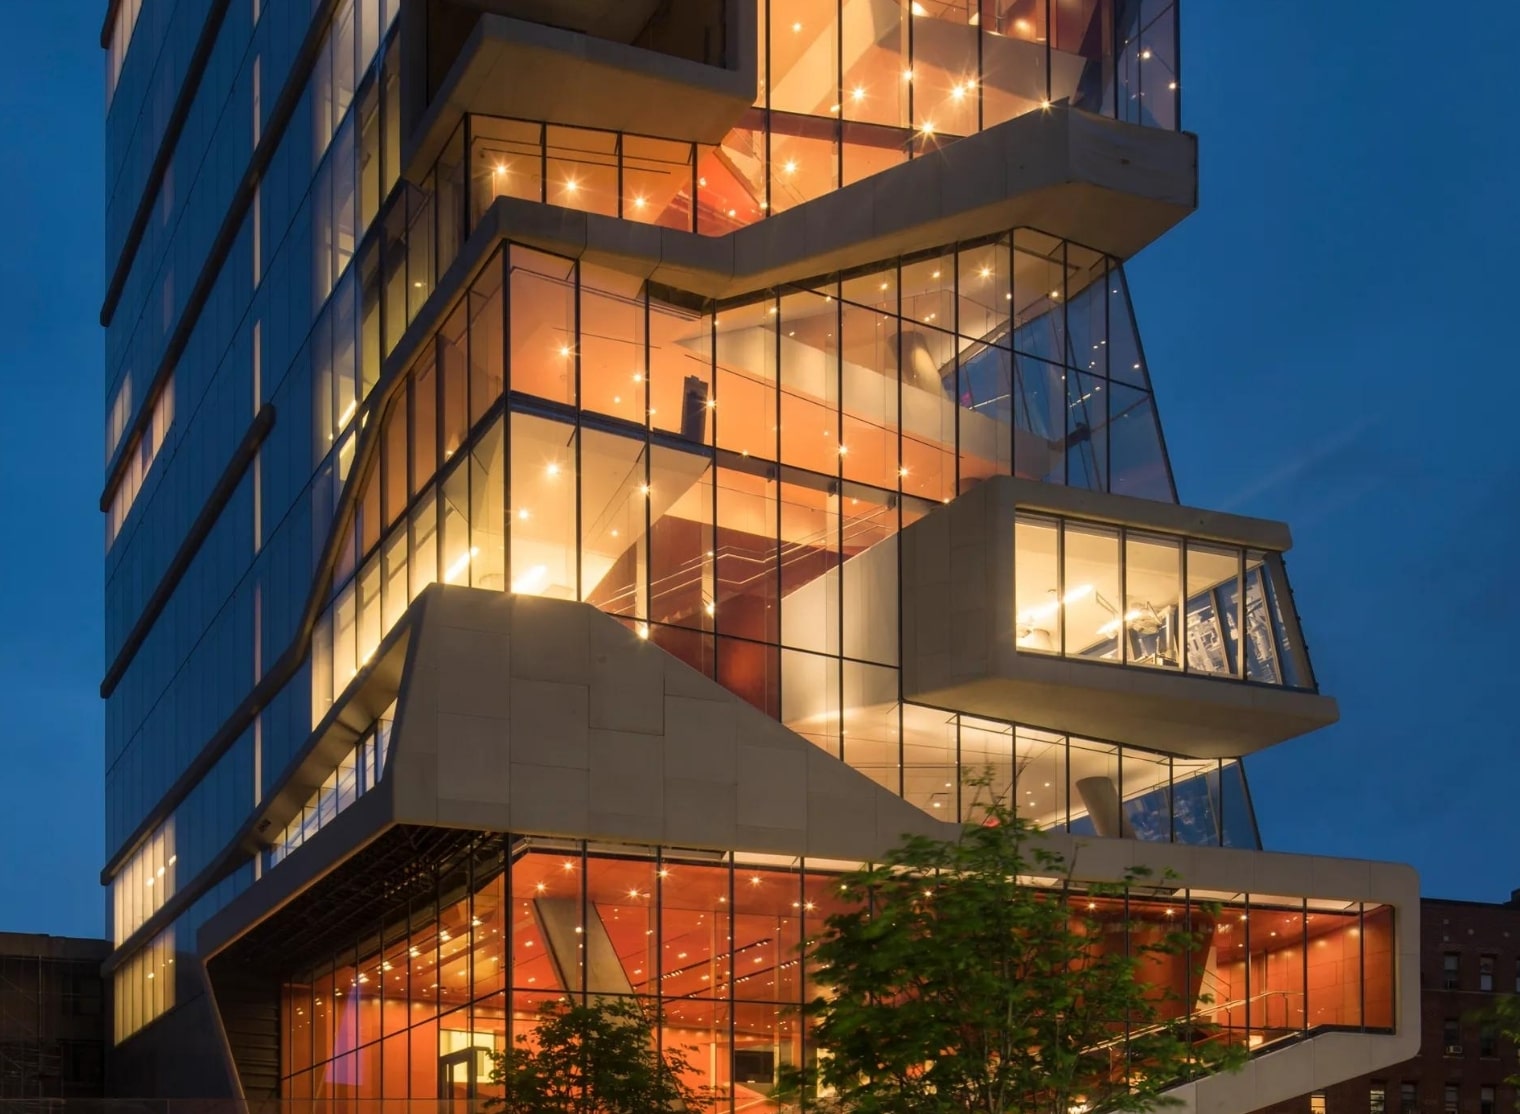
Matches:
[[283, 844, 1385, 1107], [1171, 758, 1222, 845], [649, 298, 712, 444], [768, 114, 838, 215], [508, 248, 574, 406], [581, 429, 647, 614], [981, 0, 1048, 126], [1009, 518, 1311, 692], [1068, 737, 1121, 837], [844, 655, 897, 746], [715, 463, 778, 645], [842, 662, 899, 796], [1109, 381, 1172, 499], [649, 447, 714, 630], [842, 0, 907, 127], [1219, 759, 1258, 850], [782, 648, 840, 757], [622, 134, 694, 230], [545, 124, 618, 216], [897, 704, 1262, 848], [509, 412, 576, 600], [1243, 554, 1281, 685], [902, 702, 956, 815], [1124, 532, 1180, 668], [1185, 542, 1238, 677], [697, 111, 765, 234], [579, 264, 646, 427], [1123, 748, 1171, 840], [1013, 724, 1065, 828], [779, 288, 840, 476], [841, 483, 898, 664], [1062, 522, 1119, 657], [470, 117, 542, 224], [714, 299, 778, 460], [958, 714, 1014, 819], [469, 418, 506, 591], [1013, 513, 1060, 652]]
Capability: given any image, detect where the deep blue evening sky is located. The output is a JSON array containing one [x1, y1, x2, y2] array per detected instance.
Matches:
[[0, 5, 1515, 939]]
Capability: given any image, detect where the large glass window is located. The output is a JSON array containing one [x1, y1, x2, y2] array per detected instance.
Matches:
[[580, 428, 647, 614], [1013, 514, 1314, 690], [113, 925, 173, 1044], [510, 413, 577, 600], [278, 841, 1391, 1104], [106, 375, 175, 547], [508, 248, 575, 406], [581, 264, 647, 428], [268, 706, 396, 867], [110, 820, 176, 946], [303, 235, 1195, 816]]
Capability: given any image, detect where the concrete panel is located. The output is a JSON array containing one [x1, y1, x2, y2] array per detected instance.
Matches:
[[509, 678, 591, 769], [662, 652, 727, 700], [736, 746, 808, 833], [436, 711, 511, 803], [588, 636, 666, 735], [663, 696, 739, 779], [436, 625, 511, 718], [587, 730, 665, 818], [509, 763, 591, 834], [405, 8, 758, 177], [664, 777, 739, 846], [509, 595, 592, 682], [457, 106, 1195, 309], [1307, 855, 1376, 901], [900, 476, 1338, 758], [804, 790, 877, 857]]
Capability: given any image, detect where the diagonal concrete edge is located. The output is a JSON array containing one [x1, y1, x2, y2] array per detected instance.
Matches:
[[389, 583, 949, 862]]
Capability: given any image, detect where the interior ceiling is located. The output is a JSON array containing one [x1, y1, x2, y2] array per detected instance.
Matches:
[[216, 826, 494, 976]]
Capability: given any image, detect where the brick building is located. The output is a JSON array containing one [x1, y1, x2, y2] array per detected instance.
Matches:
[[1253, 894, 1520, 1114]]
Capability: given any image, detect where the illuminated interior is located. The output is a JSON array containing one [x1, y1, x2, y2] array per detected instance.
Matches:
[[303, 232, 1235, 849], [278, 841, 1393, 1110], [1013, 513, 1313, 687]]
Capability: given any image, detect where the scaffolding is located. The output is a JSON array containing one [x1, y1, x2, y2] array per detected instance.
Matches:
[[1, 951, 61, 1099], [0, 937, 108, 1102]]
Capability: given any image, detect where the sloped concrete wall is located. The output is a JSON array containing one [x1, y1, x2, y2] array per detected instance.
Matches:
[[388, 585, 945, 861]]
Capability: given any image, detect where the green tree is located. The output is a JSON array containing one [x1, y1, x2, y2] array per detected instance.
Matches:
[[486, 995, 712, 1114], [1489, 995, 1520, 1097], [783, 780, 1246, 1114]]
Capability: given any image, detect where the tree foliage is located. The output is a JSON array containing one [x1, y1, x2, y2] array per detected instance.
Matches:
[[1489, 994, 1520, 1093], [782, 780, 1246, 1114], [486, 995, 712, 1114]]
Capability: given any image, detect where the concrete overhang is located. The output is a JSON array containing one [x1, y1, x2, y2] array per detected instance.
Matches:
[[454, 104, 1196, 299], [403, 3, 758, 182], [198, 583, 944, 959], [902, 476, 1340, 757], [192, 585, 1412, 1114], [237, 619, 413, 860]]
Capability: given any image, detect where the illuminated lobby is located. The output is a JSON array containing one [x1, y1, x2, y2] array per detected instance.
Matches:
[[97, 0, 1416, 1108]]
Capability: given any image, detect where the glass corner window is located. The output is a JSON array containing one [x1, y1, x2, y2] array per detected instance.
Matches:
[[1013, 511, 1315, 691]]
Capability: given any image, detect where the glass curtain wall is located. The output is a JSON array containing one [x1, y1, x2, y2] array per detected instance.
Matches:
[[279, 839, 1392, 1111], [1013, 513, 1314, 688], [304, 233, 1208, 842], [436, 1, 1180, 244], [897, 705, 1260, 847], [453, 1, 1180, 237]]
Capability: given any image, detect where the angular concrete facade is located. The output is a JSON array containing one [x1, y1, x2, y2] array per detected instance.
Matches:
[[99, 0, 1415, 1108]]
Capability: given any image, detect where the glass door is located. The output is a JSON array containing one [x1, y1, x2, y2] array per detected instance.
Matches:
[[438, 1046, 490, 1114]]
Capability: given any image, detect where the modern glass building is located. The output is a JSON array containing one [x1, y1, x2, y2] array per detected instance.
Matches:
[[99, 0, 1418, 1107]]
